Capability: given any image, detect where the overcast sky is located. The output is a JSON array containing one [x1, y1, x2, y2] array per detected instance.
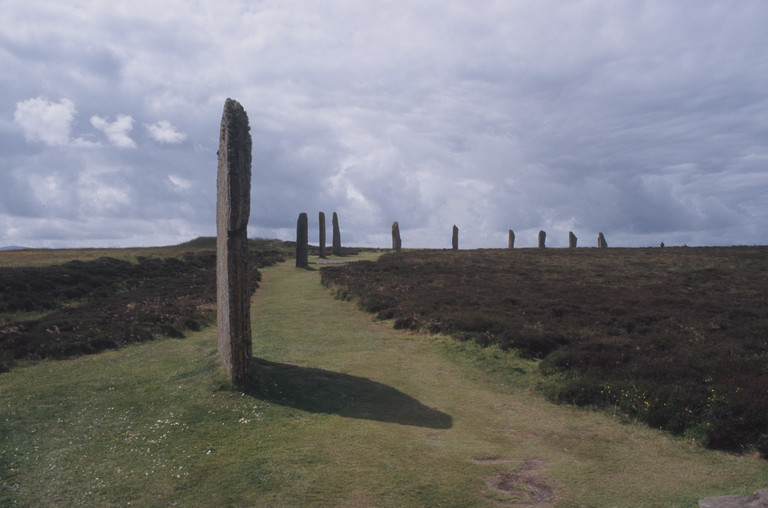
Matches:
[[2, 1, 767, 249]]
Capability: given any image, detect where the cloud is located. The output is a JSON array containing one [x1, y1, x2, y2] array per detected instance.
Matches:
[[168, 174, 192, 191], [3, 1, 768, 248], [13, 97, 78, 147], [90, 114, 136, 148], [146, 120, 187, 144]]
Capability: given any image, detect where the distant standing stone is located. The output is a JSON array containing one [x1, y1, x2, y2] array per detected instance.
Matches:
[[452, 225, 459, 250], [508, 230, 515, 249], [332, 212, 342, 256], [569, 231, 577, 248], [296, 212, 309, 268], [216, 98, 252, 386], [598, 232, 608, 249], [538, 230, 546, 248], [392, 221, 402, 252], [318, 211, 327, 259]]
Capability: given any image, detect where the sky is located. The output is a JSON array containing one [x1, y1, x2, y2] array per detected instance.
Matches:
[[2, 1, 767, 249]]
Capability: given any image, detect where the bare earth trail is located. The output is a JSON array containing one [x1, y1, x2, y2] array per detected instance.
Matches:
[[249, 259, 768, 507]]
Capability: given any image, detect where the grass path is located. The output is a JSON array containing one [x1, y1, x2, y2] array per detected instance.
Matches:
[[249, 260, 768, 507], [2, 258, 767, 506]]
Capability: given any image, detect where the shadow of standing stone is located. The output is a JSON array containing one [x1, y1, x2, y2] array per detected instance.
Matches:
[[250, 359, 453, 429], [216, 98, 252, 386]]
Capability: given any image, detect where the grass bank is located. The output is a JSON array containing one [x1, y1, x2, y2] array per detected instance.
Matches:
[[2, 256, 766, 506]]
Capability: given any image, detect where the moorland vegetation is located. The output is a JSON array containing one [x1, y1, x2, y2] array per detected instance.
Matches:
[[320, 247, 768, 456], [6, 251, 766, 506], [3, 240, 766, 457], [0, 237, 367, 373], [0, 238, 289, 372]]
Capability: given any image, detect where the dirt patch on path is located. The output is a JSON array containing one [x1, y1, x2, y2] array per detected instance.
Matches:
[[484, 458, 558, 507]]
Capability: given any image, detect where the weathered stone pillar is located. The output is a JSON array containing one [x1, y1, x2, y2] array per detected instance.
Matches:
[[598, 232, 608, 249], [508, 230, 515, 249], [452, 225, 459, 250], [296, 213, 308, 268], [569, 231, 577, 248], [318, 211, 326, 259], [332, 212, 342, 256], [538, 230, 546, 248], [216, 98, 252, 386], [392, 221, 402, 251]]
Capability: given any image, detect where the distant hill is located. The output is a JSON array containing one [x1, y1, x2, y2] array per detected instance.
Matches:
[[0, 246, 29, 251]]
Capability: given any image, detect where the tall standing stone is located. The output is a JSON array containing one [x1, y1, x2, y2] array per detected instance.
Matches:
[[508, 230, 515, 249], [392, 221, 402, 252], [598, 232, 608, 249], [569, 231, 578, 248], [452, 225, 459, 250], [332, 211, 342, 256], [296, 213, 309, 268], [318, 211, 327, 259], [216, 98, 252, 386], [538, 230, 546, 248]]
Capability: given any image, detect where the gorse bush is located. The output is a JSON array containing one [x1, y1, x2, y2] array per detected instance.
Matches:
[[321, 247, 768, 455]]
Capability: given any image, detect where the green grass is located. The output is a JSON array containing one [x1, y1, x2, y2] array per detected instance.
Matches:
[[2, 256, 767, 506], [320, 247, 768, 453]]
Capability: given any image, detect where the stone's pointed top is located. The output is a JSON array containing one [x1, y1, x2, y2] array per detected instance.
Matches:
[[218, 99, 252, 235], [222, 98, 249, 125], [221, 99, 251, 132], [224, 97, 243, 110]]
